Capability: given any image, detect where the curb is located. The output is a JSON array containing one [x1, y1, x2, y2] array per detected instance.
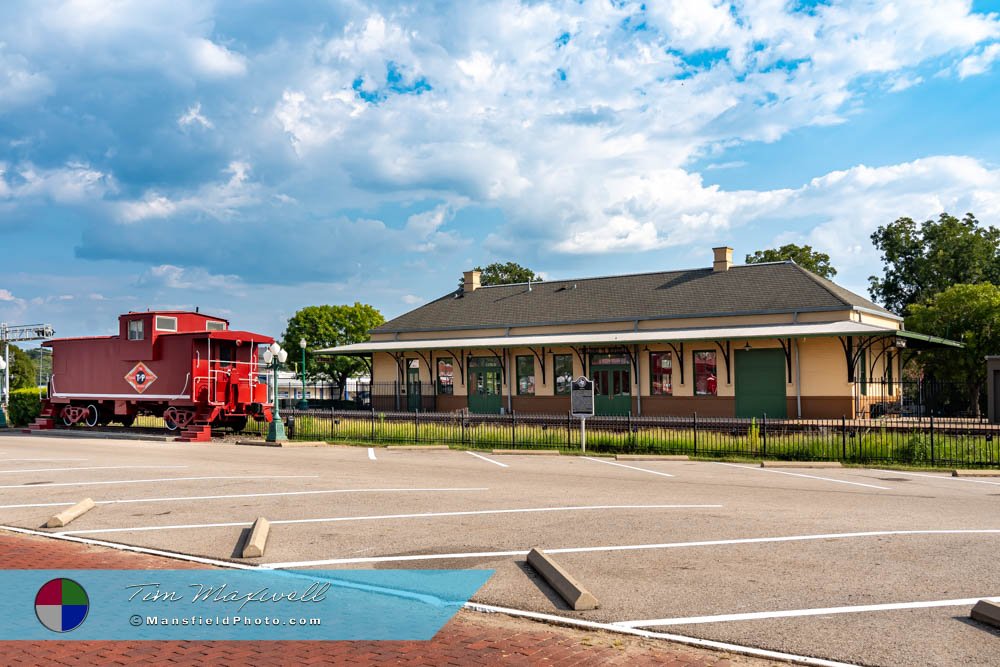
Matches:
[[616, 454, 690, 461], [242, 517, 271, 558], [526, 548, 598, 611], [492, 449, 560, 456], [385, 445, 450, 450], [47, 498, 96, 528], [760, 461, 843, 469]]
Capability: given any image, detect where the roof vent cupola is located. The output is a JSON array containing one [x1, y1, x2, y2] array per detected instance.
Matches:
[[712, 246, 733, 272]]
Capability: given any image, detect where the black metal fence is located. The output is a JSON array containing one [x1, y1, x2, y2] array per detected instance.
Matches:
[[859, 379, 987, 418], [245, 409, 999, 468]]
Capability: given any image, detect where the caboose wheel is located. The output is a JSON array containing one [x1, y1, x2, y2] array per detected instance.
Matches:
[[84, 404, 100, 428], [61, 407, 74, 426]]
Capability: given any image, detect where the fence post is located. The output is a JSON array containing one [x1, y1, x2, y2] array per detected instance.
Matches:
[[414, 410, 419, 444], [511, 410, 516, 447], [761, 413, 767, 458], [628, 412, 633, 449], [461, 413, 467, 446], [929, 414, 935, 466], [841, 415, 847, 460], [567, 412, 571, 449], [693, 412, 698, 456], [370, 407, 376, 443]]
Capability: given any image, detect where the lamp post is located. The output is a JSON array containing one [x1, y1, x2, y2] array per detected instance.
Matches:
[[262, 342, 288, 442], [0, 355, 6, 428], [297, 338, 309, 410]]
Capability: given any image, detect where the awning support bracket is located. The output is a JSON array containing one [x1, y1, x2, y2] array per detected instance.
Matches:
[[777, 338, 793, 383], [714, 340, 731, 385], [666, 342, 685, 385]]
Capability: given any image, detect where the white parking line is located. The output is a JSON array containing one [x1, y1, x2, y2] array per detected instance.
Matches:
[[367, 447, 377, 461], [59, 504, 721, 536], [715, 462, 891, 490], [466, 451, 509, 468], [0, 465, 187, 474], [0, 487, 491, 509], [260, 528, 1000, 568], [872, 468, 1000, 487], [582, 456, 674, 477], [616, 595, 1000, 627], [0, 475, 318, 490]]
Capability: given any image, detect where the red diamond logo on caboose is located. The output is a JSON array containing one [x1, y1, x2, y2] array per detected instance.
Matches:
[[125, 362, 157, 394]]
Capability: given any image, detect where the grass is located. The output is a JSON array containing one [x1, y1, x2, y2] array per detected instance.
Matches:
[[110, 411, 1000, 469]]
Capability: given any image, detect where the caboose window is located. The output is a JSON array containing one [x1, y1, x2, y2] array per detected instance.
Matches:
[[128, 319, 144, 341], [155, 316, 177, 332], [206, 321, 226, 331]]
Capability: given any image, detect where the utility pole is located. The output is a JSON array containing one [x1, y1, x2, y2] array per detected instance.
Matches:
[[0, 323, 55, 426]]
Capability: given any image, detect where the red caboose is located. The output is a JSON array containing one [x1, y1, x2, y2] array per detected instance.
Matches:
[[39, 311, 274, 441]]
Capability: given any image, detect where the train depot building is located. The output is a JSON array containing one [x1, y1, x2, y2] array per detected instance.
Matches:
[[321, 247, 961, 419]]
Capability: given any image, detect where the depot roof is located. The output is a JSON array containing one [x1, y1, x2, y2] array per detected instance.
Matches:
[[316, 320, 962, 356], [371, 261, 899, 335]]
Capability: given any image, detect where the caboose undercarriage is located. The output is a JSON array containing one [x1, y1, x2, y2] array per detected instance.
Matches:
[[50, 399, 270, 432]]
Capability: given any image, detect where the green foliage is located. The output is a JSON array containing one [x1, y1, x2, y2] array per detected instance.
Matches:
[[868, 212, 1000, 314], [474, 262, 542, 286], [7, 387, 46, 426], [3, 343, 38, 390], [281, 303, 385, 399], [905, 283, 1000, 416], [747, 418, 760, 447], [745, 244, 837, 279]]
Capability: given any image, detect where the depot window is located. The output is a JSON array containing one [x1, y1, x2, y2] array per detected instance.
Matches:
[[127, 319, 144, 341], [155, 315, 177, 332], [516, 355, 535, 396], [693, 350, 717, 396], [554, 354, 573, 395], [650, 351, 672, 396], [206, 321, 226, 331], [437, 357, 454, 395]]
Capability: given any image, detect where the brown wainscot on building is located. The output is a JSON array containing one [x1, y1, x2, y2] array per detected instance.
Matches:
[[319, 247, 962, 419]]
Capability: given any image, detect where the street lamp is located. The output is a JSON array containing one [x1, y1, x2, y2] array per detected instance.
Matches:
[[296, 338, 309, 410], [262, 342, 288, 442], [0, 355, 6, 428]]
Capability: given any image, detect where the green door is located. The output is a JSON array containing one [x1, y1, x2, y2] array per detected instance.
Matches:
[[592, 365, 631, 415], [406, 367, 422, 412], [735, 349, 786, 418], [468, 359, 503, 414]]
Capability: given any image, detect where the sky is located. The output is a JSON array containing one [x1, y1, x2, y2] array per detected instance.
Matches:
[[1, 0, 1000, 342]]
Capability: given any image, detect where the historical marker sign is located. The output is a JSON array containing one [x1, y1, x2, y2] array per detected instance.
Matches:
[[570, 376, 594, 417]]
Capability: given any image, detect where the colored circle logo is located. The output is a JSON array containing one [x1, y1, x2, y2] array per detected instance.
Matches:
[[35, 578, 89, 633]]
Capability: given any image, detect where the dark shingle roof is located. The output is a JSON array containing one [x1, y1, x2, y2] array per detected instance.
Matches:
[[373, 262, 896, 334]]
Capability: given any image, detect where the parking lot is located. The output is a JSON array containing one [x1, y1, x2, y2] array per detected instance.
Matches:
[[1, 432, 998, 666]]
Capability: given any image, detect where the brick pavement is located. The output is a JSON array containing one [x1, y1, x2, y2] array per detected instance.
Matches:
[[0, 531, 781, 666]]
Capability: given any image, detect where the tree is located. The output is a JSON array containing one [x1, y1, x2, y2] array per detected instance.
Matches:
[[745, 244, 837, 279], [3, 343, 37, 390], [474, 262, 542, 286], [905, 283, 1000, 417], [281, 303, 385, 400], [868, 213, 1000, 315]]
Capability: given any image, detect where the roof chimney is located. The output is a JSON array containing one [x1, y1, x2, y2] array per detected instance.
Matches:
[[463, 269, 482, 292], [712, 246, 733, 272]]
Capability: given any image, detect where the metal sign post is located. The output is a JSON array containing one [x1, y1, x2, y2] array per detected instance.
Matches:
[[570, 376, 594, 452]]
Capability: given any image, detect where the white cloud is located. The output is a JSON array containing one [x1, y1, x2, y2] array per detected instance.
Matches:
[[956, 42, 1000, 78], [177, 102, 213, 129], [0, 161, 116, 203], [116, 161, 258, 223], [188, 38, 247, 78], [401, 294, 422, 304], [137, 264, 244, 292], [0, 289, 18, 301]]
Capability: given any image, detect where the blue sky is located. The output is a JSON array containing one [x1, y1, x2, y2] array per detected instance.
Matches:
[[2, 0, 1000, 341]]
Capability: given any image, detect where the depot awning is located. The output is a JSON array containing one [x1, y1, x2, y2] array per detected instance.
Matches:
[[315, 320, 963, 356]]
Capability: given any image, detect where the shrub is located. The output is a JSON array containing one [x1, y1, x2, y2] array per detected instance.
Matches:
[[897, 433, 931, 463], [7, 387, 46, 426]]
